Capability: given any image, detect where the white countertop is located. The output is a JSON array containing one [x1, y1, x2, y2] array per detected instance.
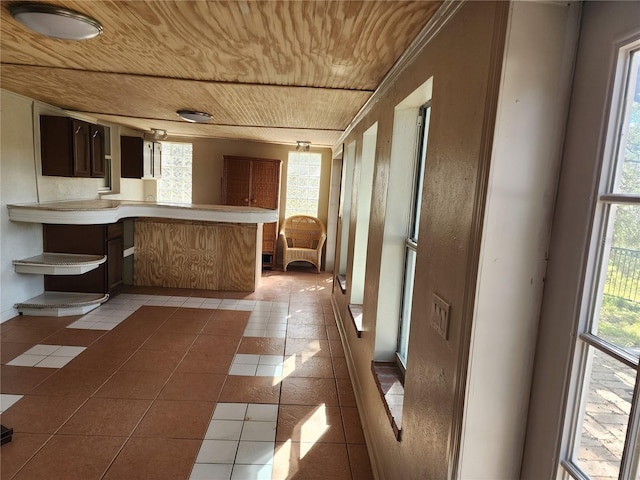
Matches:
[[7, 199, 278, 225]]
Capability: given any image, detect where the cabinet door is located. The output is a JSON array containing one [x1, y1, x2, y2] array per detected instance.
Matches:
[[107, 237, 124, 291], [121, 136, 144, 178], [72, 120, 91, 177], [40, 116, 73, 176], [249, 160, 280, 209], [90, 124, 106, 177], [223, 158, 252, 206]]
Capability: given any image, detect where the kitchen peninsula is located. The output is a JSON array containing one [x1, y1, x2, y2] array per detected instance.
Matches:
[[8, 200, 278, 292]]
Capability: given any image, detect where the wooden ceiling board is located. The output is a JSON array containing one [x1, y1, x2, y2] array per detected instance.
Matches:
[[0, 65, 371, 129], [90, 113, 342, 147], [0, 0, 442, 90]]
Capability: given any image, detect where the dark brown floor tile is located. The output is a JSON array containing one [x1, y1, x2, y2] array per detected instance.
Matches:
[[119, 314, 168, 331], [286, 356, 334, 378], [189, 333, 240, 355], [64, 346, 135, 373], [170, 307, 213, 321], [201, 318, 248, 336], [326, 325, 340, 340], [120, 349, 184, 373], [1, 316, 75, 330], [0, 432, 51, 479], [94, 370, 171, 399], [277, 405, 345, 443], [133, 399, 213, 439], [329, 339, 345, 358], [336, 378, 357, 407], [348, 443, 374, 480], [1, 342, 32, 364], [210, 309, 252, 322], [140, 331, 196, 352], [40, 328, 106, 347], [238, 337, 285, 355], [219, 376, 281, 404], [159, 372, 225, 401], [30, 368, 111, 397], [341, 407, 366, 444], [95, 328, 153, 350], [284, 338, 331, 358], [103, 437, 200, 480], [59, 397, 151, 436], [286, 325, 328, 340], [176, 350, 234, 375], [280, 378, 338, 406], [13, 434, 125, 480], [273, 442, 351, 480], [332, 357, 350, 379], [131, 305, 177, 319], [157, 316, 208, 334], [0, 326, 58, 345], [0, 395, 86, 433], [0, 366, 55, 394]]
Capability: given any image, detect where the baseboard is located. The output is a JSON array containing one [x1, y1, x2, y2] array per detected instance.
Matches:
[[331, 294, 384, 480]]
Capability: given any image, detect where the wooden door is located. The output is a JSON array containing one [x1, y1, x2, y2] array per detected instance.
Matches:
[[72, 119, 91, 177], [222, 157, 252, 206]]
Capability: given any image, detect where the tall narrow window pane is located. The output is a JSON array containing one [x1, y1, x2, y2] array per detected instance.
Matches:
[[157, 142, 192, 204], [595, 204, 640, 355], [397, 248, 417, 366], [574, 349, 634, 480], [396, 103, 431, 368], [286, 152, 322, 217]]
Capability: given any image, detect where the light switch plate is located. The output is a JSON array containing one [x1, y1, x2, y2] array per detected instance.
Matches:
[[431, 293, 450, 341]]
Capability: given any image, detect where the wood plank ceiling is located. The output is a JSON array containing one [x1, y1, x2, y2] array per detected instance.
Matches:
[[0, 0, 442, 147]]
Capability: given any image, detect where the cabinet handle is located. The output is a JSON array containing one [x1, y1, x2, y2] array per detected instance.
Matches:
[[251, 199, 256, 203], [92, 130, 100, 138], [243, 198, 249, 203], [75, 126, 82, 135]]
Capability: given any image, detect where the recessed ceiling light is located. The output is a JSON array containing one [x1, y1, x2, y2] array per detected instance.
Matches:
[[9, 3, 103, 40], [176, 110, 213, 123]]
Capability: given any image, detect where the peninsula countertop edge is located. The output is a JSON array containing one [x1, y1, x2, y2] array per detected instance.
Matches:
[[7, 199, 278, 225]]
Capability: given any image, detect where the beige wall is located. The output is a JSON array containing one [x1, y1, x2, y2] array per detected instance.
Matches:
[[186, 136, 332, 229], [332, 2, 509, 478]]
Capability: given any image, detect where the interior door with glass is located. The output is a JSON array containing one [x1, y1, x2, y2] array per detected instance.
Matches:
[[522, 3, 640, 479]]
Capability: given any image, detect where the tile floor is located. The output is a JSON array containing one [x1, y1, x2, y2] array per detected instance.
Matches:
[[0, 269, 373, 479]]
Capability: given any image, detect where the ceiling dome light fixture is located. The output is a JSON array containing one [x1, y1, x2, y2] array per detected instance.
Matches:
[[176, 110, 212, 123], [9, 3, 103, 40]]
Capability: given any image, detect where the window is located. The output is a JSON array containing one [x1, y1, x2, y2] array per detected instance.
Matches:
[[561, 44, 640, 480], [157, 142, 192, 204], [285, 152, 321, 217], [397, 103, 431, 369]]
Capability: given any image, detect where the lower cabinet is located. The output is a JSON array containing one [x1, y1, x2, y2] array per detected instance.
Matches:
[[43, 223, 123, 294]]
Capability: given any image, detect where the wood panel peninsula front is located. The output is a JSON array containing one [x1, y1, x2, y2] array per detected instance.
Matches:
[[8, 200, 278, 292]]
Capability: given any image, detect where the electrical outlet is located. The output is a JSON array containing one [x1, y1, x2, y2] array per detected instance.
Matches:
[[431, 294, 450, 341]]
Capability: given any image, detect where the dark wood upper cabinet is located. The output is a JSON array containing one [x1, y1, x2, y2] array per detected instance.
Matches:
[[40, 115, 105, 178], [120, 136, 162, 179], [120, 136, 144, 178], [90, 124, 106, 177]]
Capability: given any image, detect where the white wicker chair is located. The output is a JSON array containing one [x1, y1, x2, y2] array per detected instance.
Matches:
[[280, 215, 326, 273]]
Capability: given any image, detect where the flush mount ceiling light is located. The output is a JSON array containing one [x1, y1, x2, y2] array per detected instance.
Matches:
[[9, 3, 103, 40], [176, 110, 212, 123], [296, 141, 311, 152]]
